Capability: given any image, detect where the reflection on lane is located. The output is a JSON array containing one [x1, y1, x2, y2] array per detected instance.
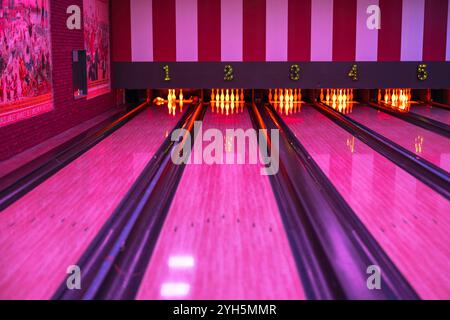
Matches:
[[0, 104, 185, 299], [281, 105, 450, 299], [410, 104, 450, 125], [342, 104, 450, 171], [136, 108, 305, 300]]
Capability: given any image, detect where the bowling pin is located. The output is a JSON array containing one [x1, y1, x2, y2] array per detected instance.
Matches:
[[320, 89, 324, 102], [240, 89, 244, 102], [225, 89, 229, 102], [274, 89, 278, 102], [231, 89, 235, 102], [179, 89, 183, 102], [211, 89, 215, 102], [326, 89, 330, 102], [268, 89, 273, 102], [298, 89, 302, 102], [221, 89, 225, 102]]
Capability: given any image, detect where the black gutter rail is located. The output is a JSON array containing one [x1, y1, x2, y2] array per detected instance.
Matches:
[[367, 102, 450, 137], [0, 102, 148, 211], [315, 102, 450, 200], [53, 103, 206, 300], [249, 103, 419, 300]]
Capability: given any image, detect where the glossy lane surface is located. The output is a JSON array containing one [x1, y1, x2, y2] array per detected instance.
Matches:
[[0, 105, 184, 299], [137, 105, 305, 300], [347, 104, 450, 172], [283, 104, 450, 299]]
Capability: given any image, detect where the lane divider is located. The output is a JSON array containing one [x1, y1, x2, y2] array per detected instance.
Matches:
[[53, 102, 207, 300], [366, 102, 450, 137], [315, 102, 450, 200], [0, 102, 149, 212], [248, 102, 419, 300]]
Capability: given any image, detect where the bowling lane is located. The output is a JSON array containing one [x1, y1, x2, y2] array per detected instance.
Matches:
[[283, 105, 450, 299], [347, 104, 450, 171], [409, 104, 450, 125], [0, 104, 184, 299], [136, 105, 305, 300]]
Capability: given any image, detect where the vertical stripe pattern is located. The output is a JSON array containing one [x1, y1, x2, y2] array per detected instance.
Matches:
[[153, 0, 176, 61], [333, 0, 357, 61], [311, 0, 334, 61], [423, 0, 449, 61], [355, 0, 379, 61], [221, 0, 243, 61], [198, 0, 221, 61], [112, 0, 450, 62], [401, 0, 425, 61], [243, 0, 266, 61], [378, 0, 402, 61], [266, 0, 288, 61], [176, 0, 198, 61], [131, 0, 153, 62], [447, 0, 450, 60], [288, 0, 311, 61], [111, 0, 131, 62]]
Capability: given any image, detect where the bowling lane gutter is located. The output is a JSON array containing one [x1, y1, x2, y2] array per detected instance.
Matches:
[[248, 102, 419, 300], [426, 101, 450, 111], [315, 102, 450, 200], [366, 102, 450, 137], [52, 102, 207, 300], [0, 102, 146, 212]]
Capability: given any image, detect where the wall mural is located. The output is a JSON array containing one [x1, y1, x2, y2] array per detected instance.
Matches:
[[84, 0, 110, 99], [0, 0, 53, 127]]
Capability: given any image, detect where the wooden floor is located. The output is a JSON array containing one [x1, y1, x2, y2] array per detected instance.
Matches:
[[348, 105, 450, 172], [410, 104, 450, 125], [283, 105, 450, 299], [0, 105, 183, 299], [136, 107, 305, 300], [0, 107, 123, 178]]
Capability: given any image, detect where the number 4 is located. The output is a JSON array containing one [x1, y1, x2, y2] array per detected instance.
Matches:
[[348, 64, 358, 81]]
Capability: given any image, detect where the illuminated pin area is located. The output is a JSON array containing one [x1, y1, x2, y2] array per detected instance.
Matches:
[[379, 88, 412, 112], [152, 89, 191, 116], [321, 89, 354, 115], [269, 88, 303, 115], [210, 89, 246, 115]]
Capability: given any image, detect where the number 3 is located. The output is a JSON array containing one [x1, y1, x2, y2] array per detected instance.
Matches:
[[290, 64, 300, 81]]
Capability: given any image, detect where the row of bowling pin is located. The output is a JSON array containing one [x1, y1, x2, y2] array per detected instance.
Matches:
[[167, 89, 183, 104], [379, 89, 411, 105], [211, 89, 244, 104], [269, 88, 302, 103], [330, 101, 354, 115], [211, 100, 245, 115], [274, 100, 302, 115], [322, 89, 354, 104]]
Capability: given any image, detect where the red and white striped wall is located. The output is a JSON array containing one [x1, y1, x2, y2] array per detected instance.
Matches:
[[111, 0, 450, 62]]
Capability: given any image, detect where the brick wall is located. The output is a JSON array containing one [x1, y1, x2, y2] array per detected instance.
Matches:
[[0, 0, 116, 160]]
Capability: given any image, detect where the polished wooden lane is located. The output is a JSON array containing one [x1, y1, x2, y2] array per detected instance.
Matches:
[[136, 106, 305, 300], [409, 104, 450, 125], [283, 105, 450, 299], [0, 105, 183, 299], [347, 105, 450, 172]]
